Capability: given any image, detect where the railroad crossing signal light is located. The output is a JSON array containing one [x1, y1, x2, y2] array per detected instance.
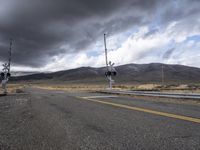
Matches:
[[7, 73, 11, 78], [112, 71, 117, 76], [0, 72, 11, 79], [1, 72, 5, 79], [105, 71, 111, 76], [105, 71, 117, 77]]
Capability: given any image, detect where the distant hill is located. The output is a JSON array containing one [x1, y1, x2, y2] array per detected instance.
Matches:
[[11, 63, 200, 84], [11, 71, 40, 77]]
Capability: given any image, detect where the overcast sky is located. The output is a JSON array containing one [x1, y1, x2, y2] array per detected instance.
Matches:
[[0, 0, 200, 72]]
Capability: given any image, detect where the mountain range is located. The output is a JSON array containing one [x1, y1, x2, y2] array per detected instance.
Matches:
[[11, 63, 200, 84]]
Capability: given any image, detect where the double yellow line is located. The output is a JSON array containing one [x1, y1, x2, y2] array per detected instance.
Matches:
[[77, 97, 200, 124]]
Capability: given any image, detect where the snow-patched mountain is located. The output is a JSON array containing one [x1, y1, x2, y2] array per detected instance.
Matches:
[[12, 63, 200, 84]]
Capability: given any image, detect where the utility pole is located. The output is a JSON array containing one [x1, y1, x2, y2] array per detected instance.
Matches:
[[104, 34, 108, 71], [1, 38, 13, 95], [162, 64, 164, 85]]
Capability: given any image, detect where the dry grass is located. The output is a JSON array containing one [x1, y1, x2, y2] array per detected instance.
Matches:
[[0, 84, 25, 94], [32, 83, 106, 92]]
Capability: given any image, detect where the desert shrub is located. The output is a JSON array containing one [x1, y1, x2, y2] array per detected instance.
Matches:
[[16, 89, 24, 93]]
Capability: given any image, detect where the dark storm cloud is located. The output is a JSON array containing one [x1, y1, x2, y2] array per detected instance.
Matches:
[[0, 0, 198, 67], [159, 0, 200, 26]]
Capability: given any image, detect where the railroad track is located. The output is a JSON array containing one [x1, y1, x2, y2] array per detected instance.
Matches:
[[101, 90, 200, 100]]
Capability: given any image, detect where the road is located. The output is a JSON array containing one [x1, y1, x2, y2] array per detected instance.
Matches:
[[0, 87, 200, 150]]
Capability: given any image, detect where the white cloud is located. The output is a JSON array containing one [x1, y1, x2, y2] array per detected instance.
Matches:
[[165, 21, 200, 43], [107, 26, 170, 64]]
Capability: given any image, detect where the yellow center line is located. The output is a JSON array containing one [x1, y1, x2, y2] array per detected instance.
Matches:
[[76, 96, 200, 124]]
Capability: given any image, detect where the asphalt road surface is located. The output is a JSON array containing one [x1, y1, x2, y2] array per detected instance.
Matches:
[[0, 87, 200, 150]]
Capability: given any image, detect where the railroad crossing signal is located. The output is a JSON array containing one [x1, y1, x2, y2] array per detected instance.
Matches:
[[2, 63, 9, 72], [1, 65, 11, 94], [104, 34, 117, 89], [105, 61, 117, 77], [1, 39, 13, 95]]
